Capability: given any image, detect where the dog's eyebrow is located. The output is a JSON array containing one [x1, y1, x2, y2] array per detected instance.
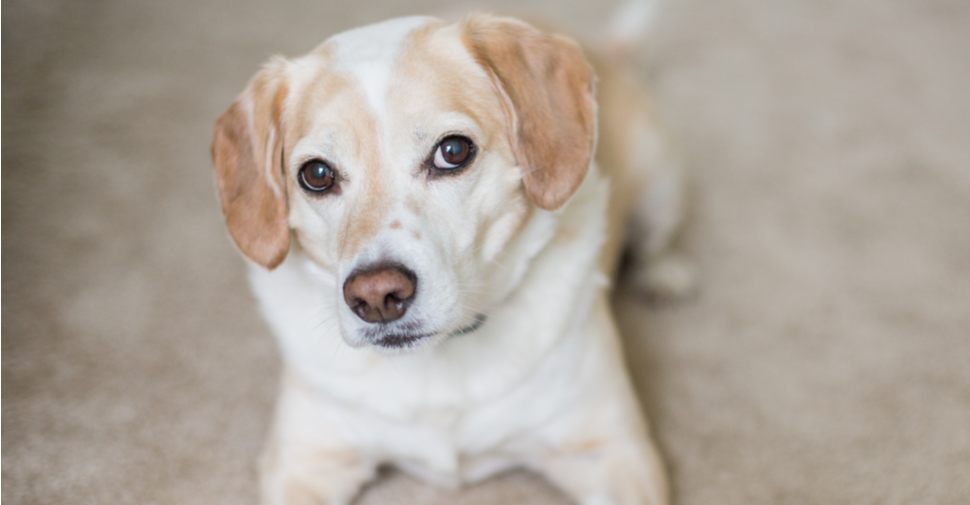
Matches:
[[290, 132, 338, 167]]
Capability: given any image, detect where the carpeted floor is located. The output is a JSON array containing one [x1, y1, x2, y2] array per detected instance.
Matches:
[[3, 0, 969, 504]]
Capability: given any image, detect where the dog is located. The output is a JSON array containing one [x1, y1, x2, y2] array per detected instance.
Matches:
[[211, 7, 690, 505]]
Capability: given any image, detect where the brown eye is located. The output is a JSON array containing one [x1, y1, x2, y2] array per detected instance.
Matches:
[[299, 160, 335, 192], [433, 136, 474, 170]]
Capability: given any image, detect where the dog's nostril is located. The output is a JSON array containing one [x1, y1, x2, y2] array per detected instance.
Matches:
[[343, 264, 416, 324]]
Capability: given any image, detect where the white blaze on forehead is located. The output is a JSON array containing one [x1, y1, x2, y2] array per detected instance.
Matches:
[[329, 16, 438, 121]]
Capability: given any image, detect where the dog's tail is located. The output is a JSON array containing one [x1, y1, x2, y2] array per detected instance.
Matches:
[[604, 0, 659, 60]]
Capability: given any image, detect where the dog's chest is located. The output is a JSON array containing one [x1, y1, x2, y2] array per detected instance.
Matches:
[[324, 334, 586, 486], [259, 267, 595, 482]]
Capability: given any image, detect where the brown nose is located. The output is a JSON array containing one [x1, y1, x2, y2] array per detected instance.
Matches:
[[343, 264, 417, 323]]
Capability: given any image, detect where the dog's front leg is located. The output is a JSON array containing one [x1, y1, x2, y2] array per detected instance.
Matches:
[[260, 369, 378, 505], [533, 299, 670, 505]]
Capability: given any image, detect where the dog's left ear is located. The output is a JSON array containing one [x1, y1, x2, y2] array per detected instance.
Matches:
[[212, 59, 290, 270], [463, 15, 597, 211]]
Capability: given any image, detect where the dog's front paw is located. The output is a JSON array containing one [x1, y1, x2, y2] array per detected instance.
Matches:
[[539, 435, 670, 505], [260, 454, 377, 505]]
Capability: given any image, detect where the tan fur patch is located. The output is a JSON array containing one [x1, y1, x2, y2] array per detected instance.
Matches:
[[339, 167, 391, 260], [284, 483, 326, 505], [405, 197, 421, 215], [566, 439, 606, 453], [554, 225, 579, 243], [284, 55, 394, 261]]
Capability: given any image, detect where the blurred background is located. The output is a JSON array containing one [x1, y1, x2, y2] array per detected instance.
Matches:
[[3, 0, 969, 504]]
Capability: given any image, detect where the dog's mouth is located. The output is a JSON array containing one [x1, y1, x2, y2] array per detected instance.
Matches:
[[364, 313, 488, 350], [372, 331, 435, 349], [447, 313, 487, 338]]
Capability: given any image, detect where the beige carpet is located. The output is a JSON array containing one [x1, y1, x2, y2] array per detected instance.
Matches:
[[4, 0, 969, 504]]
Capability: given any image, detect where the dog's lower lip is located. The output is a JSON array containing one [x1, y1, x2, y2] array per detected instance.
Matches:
[[372, 313, 487, 348], [374, 332, 433, 348], [448, 313, 487, 337]]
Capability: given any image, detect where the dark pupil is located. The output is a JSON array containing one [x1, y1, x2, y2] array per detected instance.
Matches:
[[303, 162, 332, 189], [442, 138, 469, 165]]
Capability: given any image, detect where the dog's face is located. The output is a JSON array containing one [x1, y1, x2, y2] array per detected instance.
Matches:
[[213, 15, 596, 352]]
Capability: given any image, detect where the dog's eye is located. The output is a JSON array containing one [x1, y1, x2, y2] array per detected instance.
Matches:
[[299, 160, 335, 192], [433, 136, 474, 170]]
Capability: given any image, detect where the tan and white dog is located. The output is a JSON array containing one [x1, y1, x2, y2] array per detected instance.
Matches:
[[212, 8, 690, 505]]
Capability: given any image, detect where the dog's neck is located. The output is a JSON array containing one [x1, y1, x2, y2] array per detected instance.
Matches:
[[250, 166, 611, 418]]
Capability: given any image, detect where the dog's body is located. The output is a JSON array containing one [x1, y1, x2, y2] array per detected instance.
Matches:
[[213, 11, 688, 505]]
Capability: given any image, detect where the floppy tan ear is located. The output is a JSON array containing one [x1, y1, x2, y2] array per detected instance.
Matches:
[[212, 59, 290, 270], [462, 15, 597, 211]]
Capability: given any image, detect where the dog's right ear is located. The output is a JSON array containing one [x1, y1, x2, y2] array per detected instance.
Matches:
[[212, 59, 290, 270]]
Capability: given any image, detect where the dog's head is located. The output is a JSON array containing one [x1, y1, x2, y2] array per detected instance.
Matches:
[[212, 15, 596, 352]]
